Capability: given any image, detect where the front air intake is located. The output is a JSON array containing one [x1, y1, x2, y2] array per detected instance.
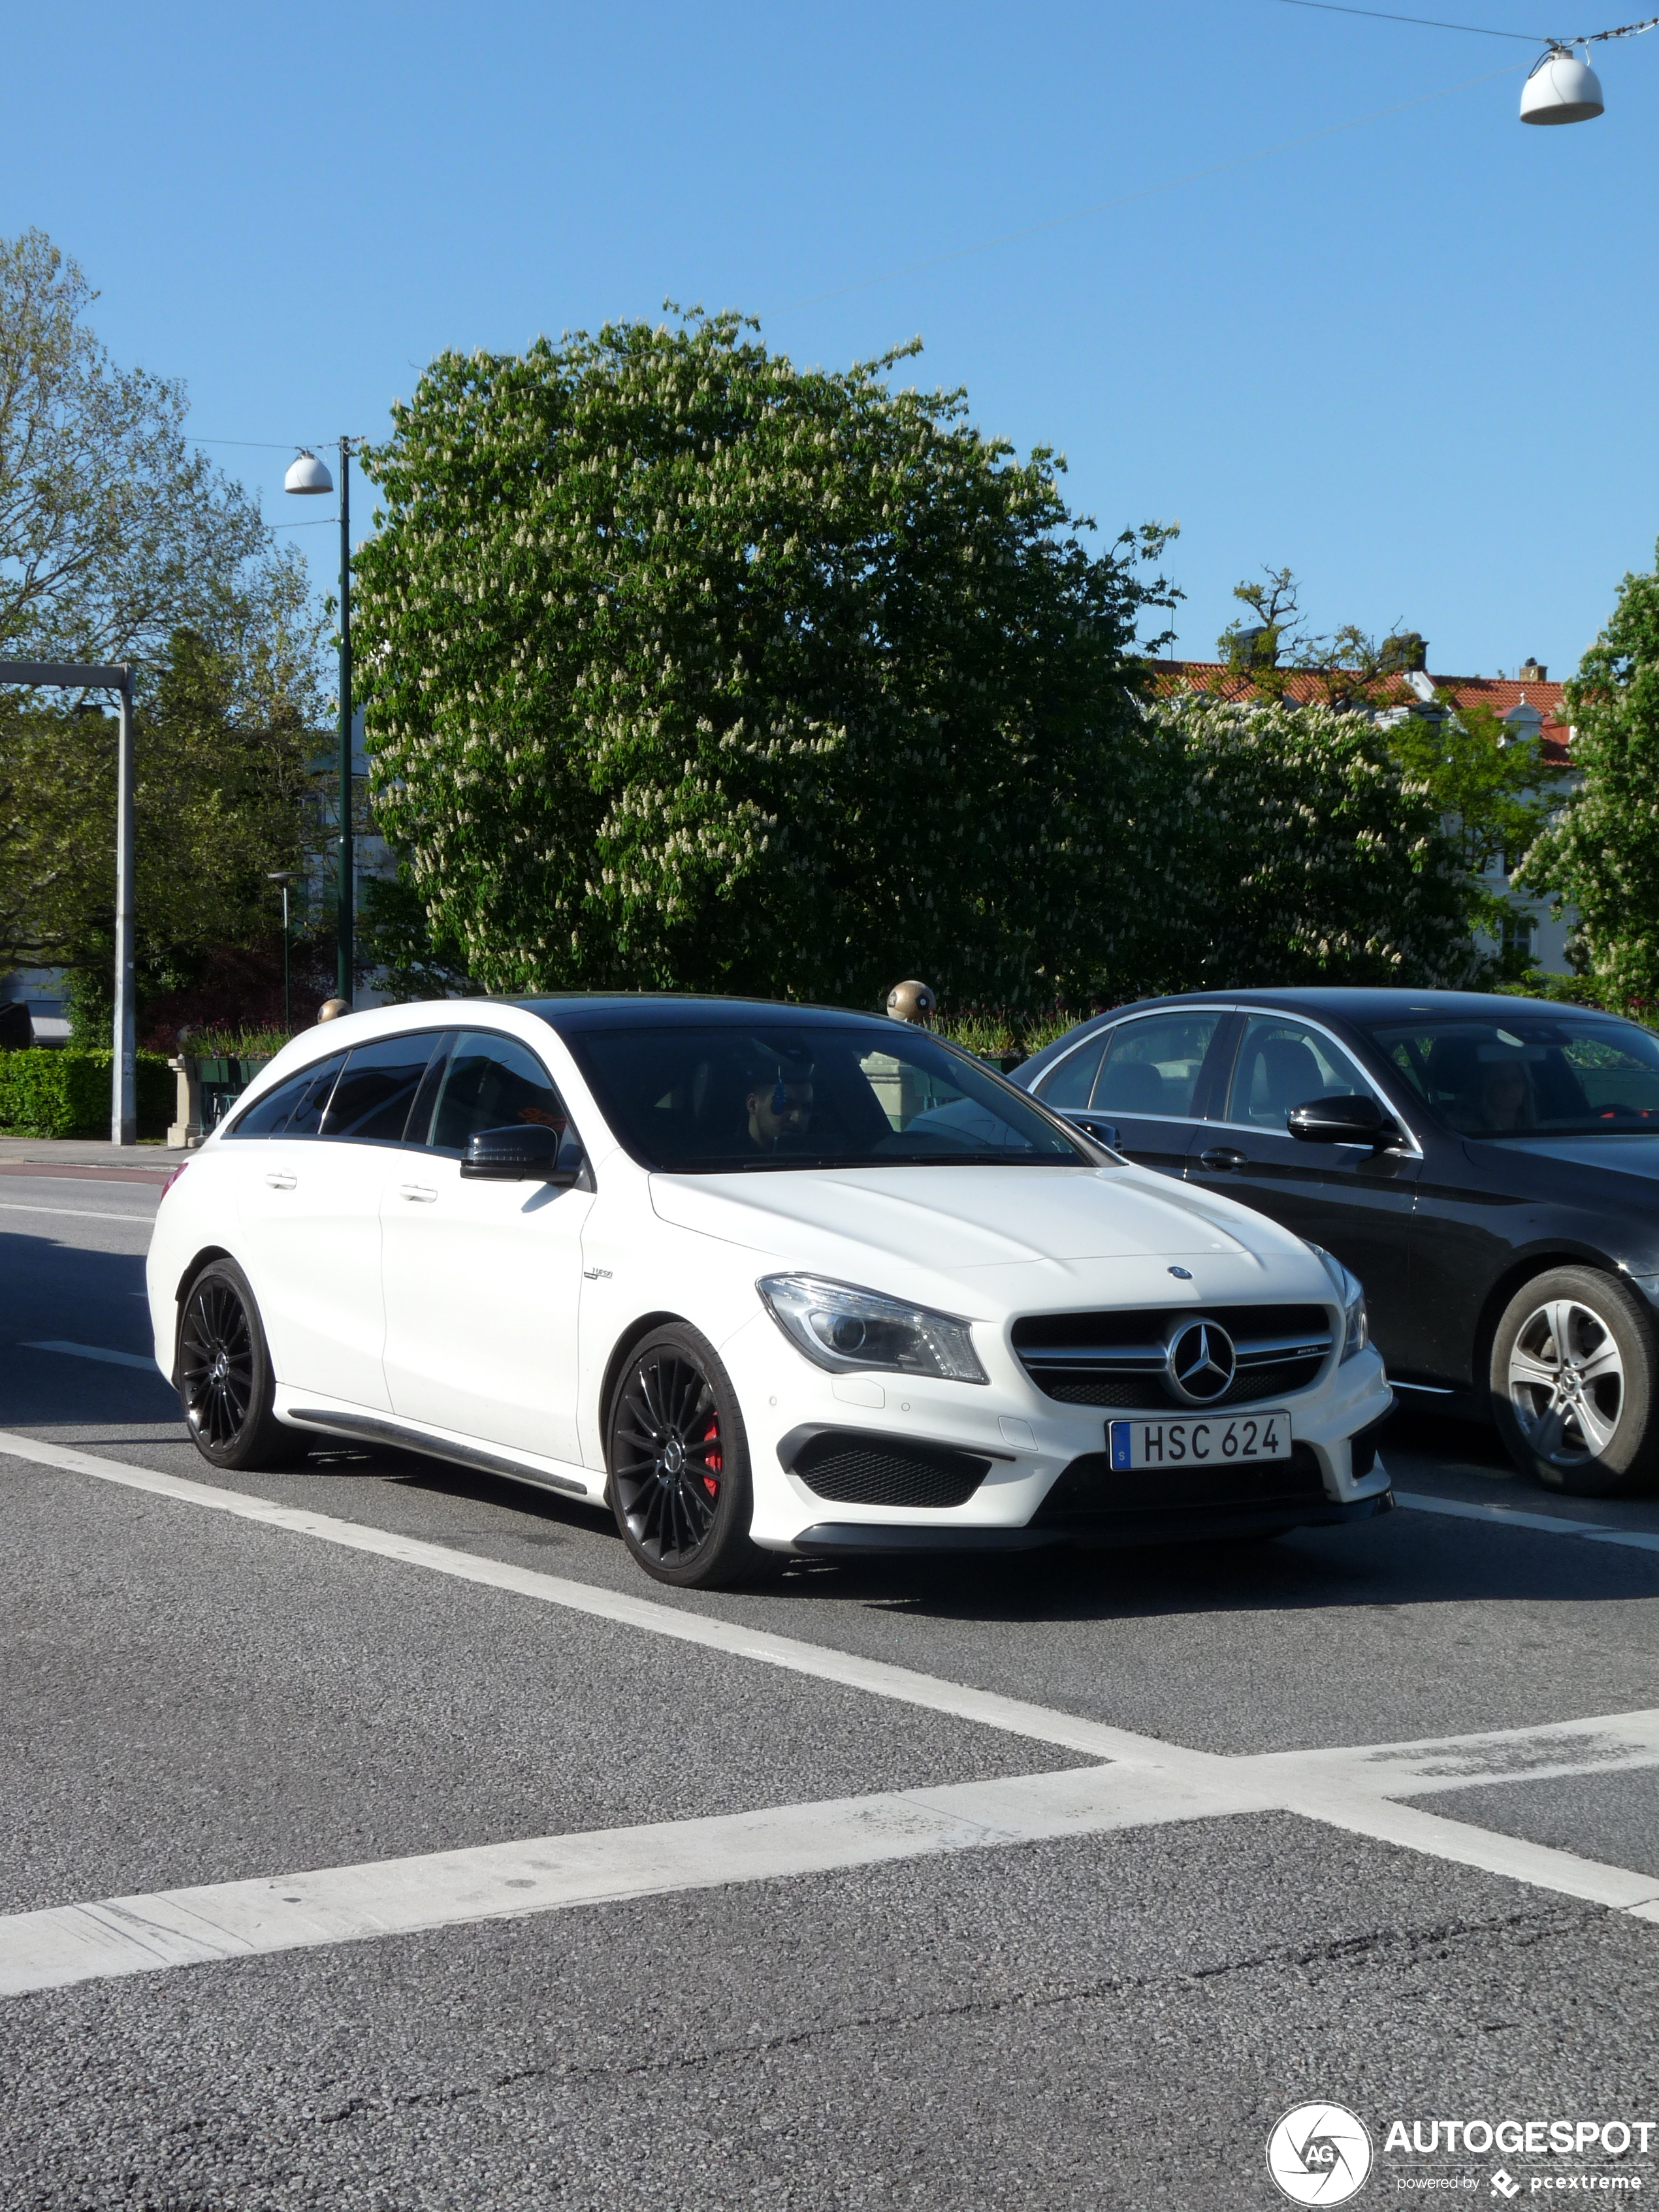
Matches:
[[781, 1428, 991, 1509]]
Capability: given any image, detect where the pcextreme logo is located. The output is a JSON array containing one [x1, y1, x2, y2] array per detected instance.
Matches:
[[1266, 2103, 1376, 2205]]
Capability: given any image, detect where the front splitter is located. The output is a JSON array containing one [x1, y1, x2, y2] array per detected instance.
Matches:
[[789, 1489, 1396, 1556]]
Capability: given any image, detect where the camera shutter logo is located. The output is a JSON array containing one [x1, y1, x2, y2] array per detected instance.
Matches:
[[1266, 2103, 1374, 2205]]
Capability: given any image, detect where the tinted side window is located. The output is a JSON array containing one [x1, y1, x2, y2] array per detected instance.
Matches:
[[1033, 1034, 1108, 1109], [417, 1033, 570, 1153], [1094, 1012, 1221, 1117], [1225, 1016, 1377, 1130], [225, 1053, 348, 1138], [322, 1033, 445, 1143]]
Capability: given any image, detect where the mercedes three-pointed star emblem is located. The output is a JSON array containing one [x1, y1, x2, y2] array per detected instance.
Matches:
[[1164, 1318, 1237, 1405]]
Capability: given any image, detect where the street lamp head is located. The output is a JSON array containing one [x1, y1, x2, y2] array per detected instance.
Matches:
[[1521, 45, 1605, 123], [266, 870, 297, 885], [284, 448, 334, 495]]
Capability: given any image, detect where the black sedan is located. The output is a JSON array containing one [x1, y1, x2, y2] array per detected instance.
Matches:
[[1013, 988, 1659, 1498]]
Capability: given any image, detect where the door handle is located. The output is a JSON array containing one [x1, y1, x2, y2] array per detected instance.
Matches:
[[264, 1171, 297, 1190], [1197, 1147, 1246, 1172], [399, 1183, 438, 1203]]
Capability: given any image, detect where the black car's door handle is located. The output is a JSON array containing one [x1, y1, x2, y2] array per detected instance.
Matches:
[[1197, 1147, 1247, 1171]]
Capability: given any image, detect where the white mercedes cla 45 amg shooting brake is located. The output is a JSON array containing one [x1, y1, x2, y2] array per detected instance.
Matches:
[[146, 997, 1395, 1586]]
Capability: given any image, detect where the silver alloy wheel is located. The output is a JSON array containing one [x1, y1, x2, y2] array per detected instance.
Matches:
[[1506, 1296, 1626, 1466]]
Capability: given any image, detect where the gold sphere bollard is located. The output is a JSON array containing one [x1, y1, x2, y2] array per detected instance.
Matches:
[[886, 979, 936, 1025], [317, 998, 351, 1023]]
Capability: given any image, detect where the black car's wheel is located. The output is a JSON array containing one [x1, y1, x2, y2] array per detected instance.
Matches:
[[606, 1324, 772, 1588], [177, 1259, 293, 1471], [1490, 1265, 1659, 1497]]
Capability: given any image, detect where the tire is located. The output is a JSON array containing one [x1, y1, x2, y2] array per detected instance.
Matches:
[[177, 1258, 294, 1471], [1489, 1265, 1659, 1498], [605, 1323, 773, 1588]]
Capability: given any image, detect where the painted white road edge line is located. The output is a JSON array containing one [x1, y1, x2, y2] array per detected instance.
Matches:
[[21, 1342, 162, 1372], [0, 1428, 1165, 1766], [1397, 1489, 1659, 1554], [0, 1200, 156, 1223]]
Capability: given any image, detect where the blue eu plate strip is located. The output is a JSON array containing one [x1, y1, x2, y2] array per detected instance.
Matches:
[[1108, 1420, 1133, 1471]]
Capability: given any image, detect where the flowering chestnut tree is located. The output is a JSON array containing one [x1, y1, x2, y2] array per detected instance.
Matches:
[[1145, 694, 1479, 990], [353, 311, 1176, 1007]]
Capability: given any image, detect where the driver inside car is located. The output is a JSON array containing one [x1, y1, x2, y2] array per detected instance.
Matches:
[[745, 1068, 815, 1153]]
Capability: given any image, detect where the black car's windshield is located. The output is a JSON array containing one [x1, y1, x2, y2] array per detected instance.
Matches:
[[564, 1021, 1091, 1173], [1363, 1012, 1659, 1138]]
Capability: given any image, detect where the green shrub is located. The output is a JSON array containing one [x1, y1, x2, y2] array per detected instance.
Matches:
[[0, 1050, 173, 1138], [181, 1025, 293, 1061], [935, 1007, 1095, 1064]]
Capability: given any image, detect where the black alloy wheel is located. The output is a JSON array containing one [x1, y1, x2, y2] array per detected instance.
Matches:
[[1490, 1264, 1659, 1498], [178, 1259, 292, 1471], [607, 1324, 772, 1588]]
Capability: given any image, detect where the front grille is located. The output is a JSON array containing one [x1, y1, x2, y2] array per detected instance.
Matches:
[[1031, 1442, 1327, 1524], [1012, 1303, 1333, 1411], [788, 1433, 990, 1510]]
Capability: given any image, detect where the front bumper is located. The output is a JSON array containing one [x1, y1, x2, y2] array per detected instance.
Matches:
[[720, 1307, 1396, 1552]]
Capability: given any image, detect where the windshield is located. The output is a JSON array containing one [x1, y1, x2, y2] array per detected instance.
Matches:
[[1363, 1011, 1659, 1138], [564, 1021, 1091, 1173]]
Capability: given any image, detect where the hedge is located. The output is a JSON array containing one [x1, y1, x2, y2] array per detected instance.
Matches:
[[0, 1050, 174, 1139]]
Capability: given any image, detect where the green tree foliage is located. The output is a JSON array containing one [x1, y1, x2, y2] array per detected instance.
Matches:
[[0, 228, 330, 1025], [1144, 694, 1481, 989], [0, 231, 270, 662], [357, 865, 474, 1002], [1392, 694, 1563, 967], [1216, 566, 1427, 711], [1517, 547, 1659, 1012], [2, 597, 328, 1018], [354, 310, 1176, 1009]]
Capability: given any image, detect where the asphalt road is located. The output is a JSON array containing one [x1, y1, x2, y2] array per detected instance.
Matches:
[[3, 1146, 1658, 2211]]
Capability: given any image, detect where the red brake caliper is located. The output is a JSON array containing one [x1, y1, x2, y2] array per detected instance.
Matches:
[[700, 1417, 722, 1497]]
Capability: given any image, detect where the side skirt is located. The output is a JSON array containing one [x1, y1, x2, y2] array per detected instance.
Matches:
[[282, 1407, 593, 1500]]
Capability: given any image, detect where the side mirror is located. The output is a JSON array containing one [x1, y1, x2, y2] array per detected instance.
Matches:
[[1065, 1112, 1121, 1150], [460, 1123, 586, 1185], [1287, 1095, 1404, 1151]]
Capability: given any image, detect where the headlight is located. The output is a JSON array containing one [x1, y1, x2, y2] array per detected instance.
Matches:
[[757, 1274, 989, 1385], [1306, 1242, 1369, 1365]]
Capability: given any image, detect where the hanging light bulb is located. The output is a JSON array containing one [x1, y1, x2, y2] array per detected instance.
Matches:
[[1521, 42, 1606, 121]]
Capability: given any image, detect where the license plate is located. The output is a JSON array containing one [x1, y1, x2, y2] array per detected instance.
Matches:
[[1108, 1410, 1291, 1471]]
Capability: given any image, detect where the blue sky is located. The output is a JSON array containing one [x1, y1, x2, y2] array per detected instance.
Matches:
[[6, 1, 1654, 675]]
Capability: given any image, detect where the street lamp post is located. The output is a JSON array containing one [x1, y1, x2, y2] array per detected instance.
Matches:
[[285, 441, 357, 1007], [0, 660, 136, 1144], [266, 871, 296, 1033]]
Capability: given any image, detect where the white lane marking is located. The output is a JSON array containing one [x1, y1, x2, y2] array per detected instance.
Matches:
[[1398, 1489, 1659, 1555], [21, 1342, 161, 1373], [3, 1426, 1659, 1967], [5, 1733, 1659, 2000], [0, 1200, 155, 1223], [0, 1763, 1217, 1998]]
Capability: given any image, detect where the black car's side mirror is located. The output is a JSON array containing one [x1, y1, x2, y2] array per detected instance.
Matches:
[[1064, 1112, 1121, 1151], [1287, 1095, 1405, 1151], [460, 1123, 587, 1186]]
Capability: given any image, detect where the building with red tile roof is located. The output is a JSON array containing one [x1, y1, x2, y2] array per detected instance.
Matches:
[[1148, 658, 1574, 765]]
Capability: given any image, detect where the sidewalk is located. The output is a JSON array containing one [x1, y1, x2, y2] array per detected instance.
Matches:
[[0, 1136, 189, 1175]]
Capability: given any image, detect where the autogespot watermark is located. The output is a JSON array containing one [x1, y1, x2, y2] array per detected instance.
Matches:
[[1265, 2109, 1655, 2202]]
